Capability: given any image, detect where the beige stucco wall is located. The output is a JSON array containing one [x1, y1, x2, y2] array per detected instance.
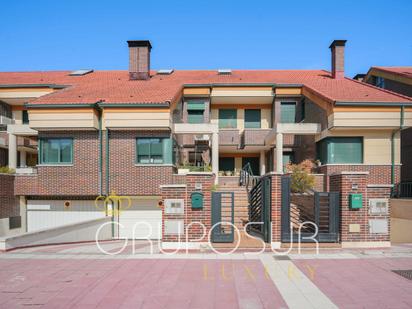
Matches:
[[104, 109, 170, 129], [317, 129, 401, 164], [29, 109, 98, 129], [210, 107, 271, 130], [329, 111, 412, 128]]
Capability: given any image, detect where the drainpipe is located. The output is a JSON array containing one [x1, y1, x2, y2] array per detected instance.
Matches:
[[97, 107, 103, 196], [391, 105, 405, 188]]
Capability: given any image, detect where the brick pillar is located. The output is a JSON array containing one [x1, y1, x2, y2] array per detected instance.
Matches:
[[330, 172, 390, 248], [160, 173, 214, 249], [270, 174, 282, 247]]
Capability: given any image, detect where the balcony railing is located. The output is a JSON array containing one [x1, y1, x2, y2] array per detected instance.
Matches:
[[241, 129, 271, 147], [219, 129, 240, 146], [0, 115, 13, 126]]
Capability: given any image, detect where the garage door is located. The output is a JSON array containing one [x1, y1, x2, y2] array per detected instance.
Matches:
[[27, 200, 105, 232], [118, 198, 162, 240]]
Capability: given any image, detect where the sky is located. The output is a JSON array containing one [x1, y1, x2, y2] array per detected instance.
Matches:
[[0, 0, 411, 77]]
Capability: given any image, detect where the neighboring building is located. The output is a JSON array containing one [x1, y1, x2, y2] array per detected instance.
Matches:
[[364, 66, 412, 97], [363, 66, 412, 185], [0, 40, 411, 246]]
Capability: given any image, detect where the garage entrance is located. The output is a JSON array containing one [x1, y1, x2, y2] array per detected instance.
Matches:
[[116, 198, 162, 240]]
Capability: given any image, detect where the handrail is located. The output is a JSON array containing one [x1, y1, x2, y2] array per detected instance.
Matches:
[[239, 163, 259, 192]]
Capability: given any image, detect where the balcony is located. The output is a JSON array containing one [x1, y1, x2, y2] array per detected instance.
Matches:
[[7, 124, 37, 136], [0, 115, 13, 126], [219, 129, 240, 146], [241, 129, 271, 147]]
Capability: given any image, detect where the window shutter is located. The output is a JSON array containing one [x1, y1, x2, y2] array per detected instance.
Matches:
[[187, 102, 205, 110]]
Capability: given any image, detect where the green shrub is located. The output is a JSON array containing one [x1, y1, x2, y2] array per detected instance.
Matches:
[[0, 166, 15, 174], [286, 161, 315, 193]]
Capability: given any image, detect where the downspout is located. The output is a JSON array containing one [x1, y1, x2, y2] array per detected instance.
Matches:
[[97, 107, 103, 196], [391, 105, 405, 188]]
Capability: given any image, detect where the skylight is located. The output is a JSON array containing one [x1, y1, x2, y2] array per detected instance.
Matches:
[[218, 69, 232, 75], [69, 69, 94, 76], [157, 69, 174, 75]]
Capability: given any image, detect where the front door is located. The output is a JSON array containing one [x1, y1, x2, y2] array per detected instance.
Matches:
[[211, 192, 234, 242]]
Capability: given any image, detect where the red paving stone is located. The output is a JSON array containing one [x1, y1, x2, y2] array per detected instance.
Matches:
[[294, 258, 412, 309], [0, 258, 287, 309]]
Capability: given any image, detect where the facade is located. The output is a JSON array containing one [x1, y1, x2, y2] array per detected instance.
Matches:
[[363, 66, 412, 184], [0, 40, 411, 247]]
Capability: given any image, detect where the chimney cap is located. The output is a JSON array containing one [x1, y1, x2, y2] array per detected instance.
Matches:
[[127, 40, 152, 50], [329, 40, 347, 49]]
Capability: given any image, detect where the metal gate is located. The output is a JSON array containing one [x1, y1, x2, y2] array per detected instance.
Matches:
[[281, 176, 340, 242], [248, 176, 271, 242], [211, 192, 234, 243]]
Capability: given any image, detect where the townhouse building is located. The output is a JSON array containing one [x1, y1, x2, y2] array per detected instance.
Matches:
[[0, 40, 411, 248], [363, 67, 412, 184]]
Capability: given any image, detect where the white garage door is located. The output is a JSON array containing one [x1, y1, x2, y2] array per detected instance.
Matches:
[[27, 200, 105, 232], [118, 198, 162, 240]]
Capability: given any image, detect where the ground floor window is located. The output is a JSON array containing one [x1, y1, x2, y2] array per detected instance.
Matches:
[[39, 138, 73, 164], [136, 137, 173, 164], [316, 137, 363, 164], [283, 152, 294, 171]]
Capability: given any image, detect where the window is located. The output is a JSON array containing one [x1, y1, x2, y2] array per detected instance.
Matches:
[[283, 152, 294, 171], [22, 110, 29, 124], [316, 137, 363, 164], [375, 76, 385, 89], [136, 138, 164, 164], [187, 101, 205, 124], [244, 109, 261, 128], [188, 110, 204, 123], [40, 138, 73, 164], [136, 137, 173, 164], [281, 102, 296, 123], [219, 109, 237, 128], [219, 157, 235, 172]]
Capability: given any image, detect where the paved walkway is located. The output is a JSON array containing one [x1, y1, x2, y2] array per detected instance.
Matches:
[[1, 242, 412, 308]]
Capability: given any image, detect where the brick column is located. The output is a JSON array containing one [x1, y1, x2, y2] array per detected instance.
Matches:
[[160, 173, 214, 249], [270, 173, 282, 248], [330, 172, 390, 248]]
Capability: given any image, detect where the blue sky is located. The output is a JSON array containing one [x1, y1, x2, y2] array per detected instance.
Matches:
[[1, 0, 411, 77]]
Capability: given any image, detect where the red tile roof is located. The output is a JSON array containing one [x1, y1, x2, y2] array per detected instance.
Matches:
[[0, 70, 410, 105], [372, 66, 412, 79]]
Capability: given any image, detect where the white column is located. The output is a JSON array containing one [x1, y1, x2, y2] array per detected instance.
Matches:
[[276, 132, 283, 173], [8, 133, 17, 170], [259, 150, 266, 176], [212, 132, 219, 184], [20, 150, 26, 167]]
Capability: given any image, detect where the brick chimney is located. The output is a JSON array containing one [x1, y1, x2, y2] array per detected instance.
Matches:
[[329, 40, 347, 79], [127, 40, 152, 80]]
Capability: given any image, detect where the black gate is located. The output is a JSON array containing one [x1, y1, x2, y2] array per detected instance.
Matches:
[[248, 176, 271, 242], [211, 192, 234, 243], [281, 176, 339, 243]]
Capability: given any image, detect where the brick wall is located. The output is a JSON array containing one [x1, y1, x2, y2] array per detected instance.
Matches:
[[160, 173, 214, 243], [109, 130, 176, 196], [15, 131, 99, 196], [318, 164, 400, 191], [0, 174, 19, 219], [330, 172, 390, 244]]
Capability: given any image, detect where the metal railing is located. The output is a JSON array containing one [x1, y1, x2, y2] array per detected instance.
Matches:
[[393, 182, 412, 198], [239, 163, 259, 191]]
